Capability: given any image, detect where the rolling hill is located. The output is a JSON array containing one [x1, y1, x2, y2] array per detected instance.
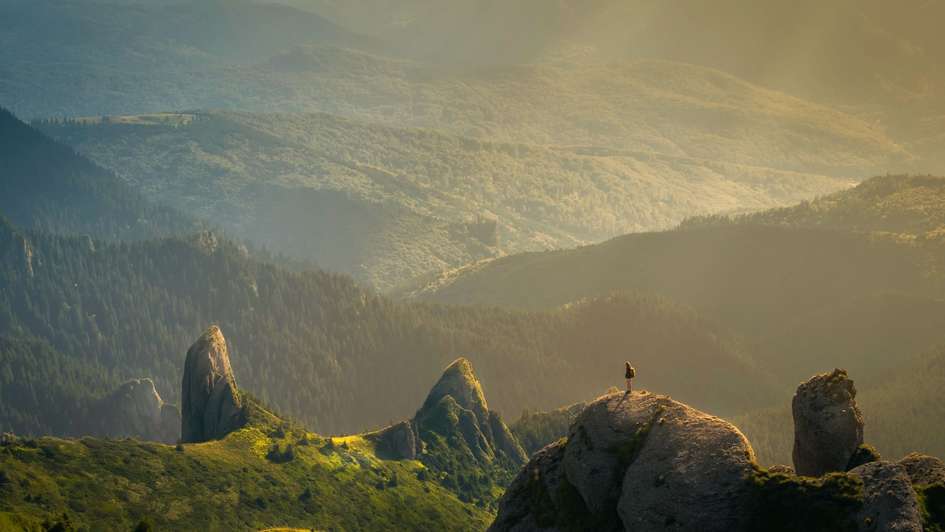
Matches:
[[38, 106, 861, 289]]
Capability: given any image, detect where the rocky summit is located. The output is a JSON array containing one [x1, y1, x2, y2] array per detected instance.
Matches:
[[492, 391, 757, 532], [490, 370, 945, 532], [180, 326, 245, 443], [792, 369, 864, 477]]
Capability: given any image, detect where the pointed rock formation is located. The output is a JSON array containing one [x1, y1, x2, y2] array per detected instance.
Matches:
[[180, 326, 245, 443], [792, 369, 864, 477], [87, 378, 180, 444], [415, 358, 527, 466]]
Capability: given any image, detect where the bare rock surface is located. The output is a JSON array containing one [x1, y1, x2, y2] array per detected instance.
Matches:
[[792, 369, 864, 476], [488, 440, 569, 532], [617, 397, 757, 531], [180, 326, 244, 443], [370, 420, 420, 460], [849, 461, 923, 532], [89, 377, 180, 443]]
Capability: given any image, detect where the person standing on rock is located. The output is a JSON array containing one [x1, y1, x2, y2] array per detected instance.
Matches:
[[625, 361, 635, 393]]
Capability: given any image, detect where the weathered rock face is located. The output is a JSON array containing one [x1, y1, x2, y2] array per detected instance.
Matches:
[[414, 358, 527, 466], [792, 369, 864, 477], [180, 326, 244, 443], [898, 453, 945, 486], [617, 397, 757, 532], [88, 378, 180, 443], [849, 461, 923, 532], [492, 391, 757, 532], [370, 420, 420, 460], [489, 440, 570, 532]]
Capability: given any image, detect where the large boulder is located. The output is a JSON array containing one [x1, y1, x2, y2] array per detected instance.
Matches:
[[562, 391, 669, 515], [489, 440, 570, 532], [493, 391, 757, 532], [370, 420, 420, 460], [617, 399, 757, 531], [180, 326, 244, 443], [792, 369, 864, 477], [848, 461, 923, 531]]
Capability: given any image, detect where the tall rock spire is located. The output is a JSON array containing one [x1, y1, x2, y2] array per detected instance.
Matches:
[[181, 326, 244, 443]]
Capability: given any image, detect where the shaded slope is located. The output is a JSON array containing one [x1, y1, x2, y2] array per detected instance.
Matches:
[[0, 108, 197, 240]]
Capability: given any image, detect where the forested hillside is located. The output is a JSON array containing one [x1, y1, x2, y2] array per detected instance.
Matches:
[[0, 107, 198, 240], [0, 216, 773, 437], [406, 175, 945, 463], [38, 109, 854, 289]]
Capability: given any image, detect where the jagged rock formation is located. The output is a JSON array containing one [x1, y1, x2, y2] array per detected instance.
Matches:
[[493, 391, 757, 532], [87, 378, 180, 443], [414, 358, 527, 466], [180, 326, 245, 443], [792, 369, 864, 477], [370, 420, 420, 460], [848, 461, 923, 531]]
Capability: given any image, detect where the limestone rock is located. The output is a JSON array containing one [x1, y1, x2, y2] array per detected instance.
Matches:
[[562, 391, 669, 515], [489, 440, 568, 532], [849, 461, 923, 532], [792, 369, 864, 476], [370, 420, 420, 460], [88, 378, 179, 443], [616, 397, 757, 531], [898, 453, 945, 486], [494, 391, 756, 532], [180, 326, 244, 443]]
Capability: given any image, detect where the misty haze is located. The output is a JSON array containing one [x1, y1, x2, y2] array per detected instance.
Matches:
[[1, 1, 944, 530]]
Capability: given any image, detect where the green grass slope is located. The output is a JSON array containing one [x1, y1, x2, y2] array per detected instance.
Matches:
[[0, 402, 492, 531]]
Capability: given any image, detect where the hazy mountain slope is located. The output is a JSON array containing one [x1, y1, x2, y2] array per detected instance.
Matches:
[[39, 109, 857, 289], [408, 176, 945, 402], [0, 0, 371, 117], [0, 108, 198, 240], [0, 216, 772, 437], [304, 0, 945, 128]]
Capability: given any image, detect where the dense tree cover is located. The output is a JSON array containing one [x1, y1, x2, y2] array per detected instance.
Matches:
[[0, 216, 771, 437], [38, 110, 853, 291], [0, 107, 199, 241]]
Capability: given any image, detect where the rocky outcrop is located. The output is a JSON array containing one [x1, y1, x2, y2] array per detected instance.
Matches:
[[180, 326, 244, 443], [898, 453, 945, 486], [792, 369, 864, 477], [414, 358, 527, 466], [87, 378, 180, 443], [492, 370, 945, 532], [492, 391, 757, 532], [369, 420, 421, 460], [848, 461, 923, 531]]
